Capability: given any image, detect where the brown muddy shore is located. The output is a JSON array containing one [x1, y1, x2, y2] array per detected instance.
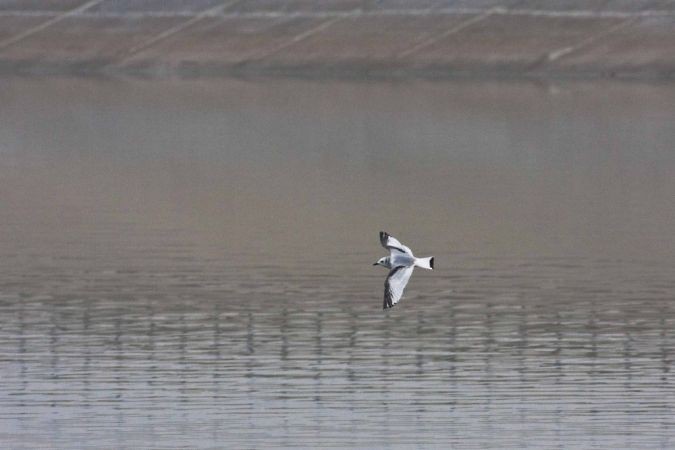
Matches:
[[0, 1, 674, 80]]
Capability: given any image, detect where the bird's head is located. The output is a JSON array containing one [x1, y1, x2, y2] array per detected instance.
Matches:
[[373, 257, 388, 267]]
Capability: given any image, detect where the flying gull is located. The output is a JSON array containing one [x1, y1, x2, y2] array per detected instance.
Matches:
[[373, 231, 434, 309]]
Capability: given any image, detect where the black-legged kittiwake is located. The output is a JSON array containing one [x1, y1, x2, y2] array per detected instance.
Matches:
[[373, 231, 434, 309]]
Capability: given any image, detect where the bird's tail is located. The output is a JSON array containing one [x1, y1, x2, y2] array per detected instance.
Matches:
[[415, 256, 434, 270]]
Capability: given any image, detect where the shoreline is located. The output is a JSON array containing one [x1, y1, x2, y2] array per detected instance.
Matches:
[[1, 59, 674, 83]]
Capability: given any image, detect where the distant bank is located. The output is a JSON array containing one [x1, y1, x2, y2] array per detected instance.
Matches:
[[0, 1, 673, 81]]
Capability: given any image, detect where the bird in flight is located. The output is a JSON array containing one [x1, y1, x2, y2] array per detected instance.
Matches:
[[373, 231, 434, 309]]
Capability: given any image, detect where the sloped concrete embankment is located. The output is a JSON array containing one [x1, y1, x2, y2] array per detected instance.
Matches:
[[0, 1, 673, 80]]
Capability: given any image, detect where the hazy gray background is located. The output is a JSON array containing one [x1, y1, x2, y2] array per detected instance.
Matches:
[[1, 78, 674, 448]]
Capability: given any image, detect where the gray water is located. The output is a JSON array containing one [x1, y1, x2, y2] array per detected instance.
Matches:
[[1, 79, 675, 449]]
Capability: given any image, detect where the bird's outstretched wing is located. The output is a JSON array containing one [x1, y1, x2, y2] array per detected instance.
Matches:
[[383, 265, 415, 309], [379, 231, 413, 256]]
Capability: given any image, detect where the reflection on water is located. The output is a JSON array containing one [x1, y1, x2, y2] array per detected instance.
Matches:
[[1, 79, 674, 448]]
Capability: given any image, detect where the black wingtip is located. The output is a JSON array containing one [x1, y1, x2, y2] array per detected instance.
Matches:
[[383, 293, 394, 309], [430, 257, 434, 270]]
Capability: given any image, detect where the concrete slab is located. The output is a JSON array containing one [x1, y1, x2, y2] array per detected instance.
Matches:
[[0, 16, 187, 61], [227, 0, 375, 14], [550, 16, 675, 75], [509, 0, 671, 13], [0, 0, 84, 12], [226, 0, 523, 14], [263, 15, 470, 61], [119, 16, 336, 65], [87, 0, 225, 14], [0, 16, 47, 43], [373, 0, 521, 9], [411, 15, 626, 68]]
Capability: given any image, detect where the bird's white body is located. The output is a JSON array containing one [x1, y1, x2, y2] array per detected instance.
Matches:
[[374, 231, 434, 309], [376, 253, 432, 270]]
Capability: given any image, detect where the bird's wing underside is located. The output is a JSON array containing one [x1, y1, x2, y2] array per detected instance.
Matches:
[[383, 265, 415, 309], [379, 231, 413, 256]]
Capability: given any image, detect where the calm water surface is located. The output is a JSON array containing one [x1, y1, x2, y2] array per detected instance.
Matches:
[[1, 79, 675, 448]]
